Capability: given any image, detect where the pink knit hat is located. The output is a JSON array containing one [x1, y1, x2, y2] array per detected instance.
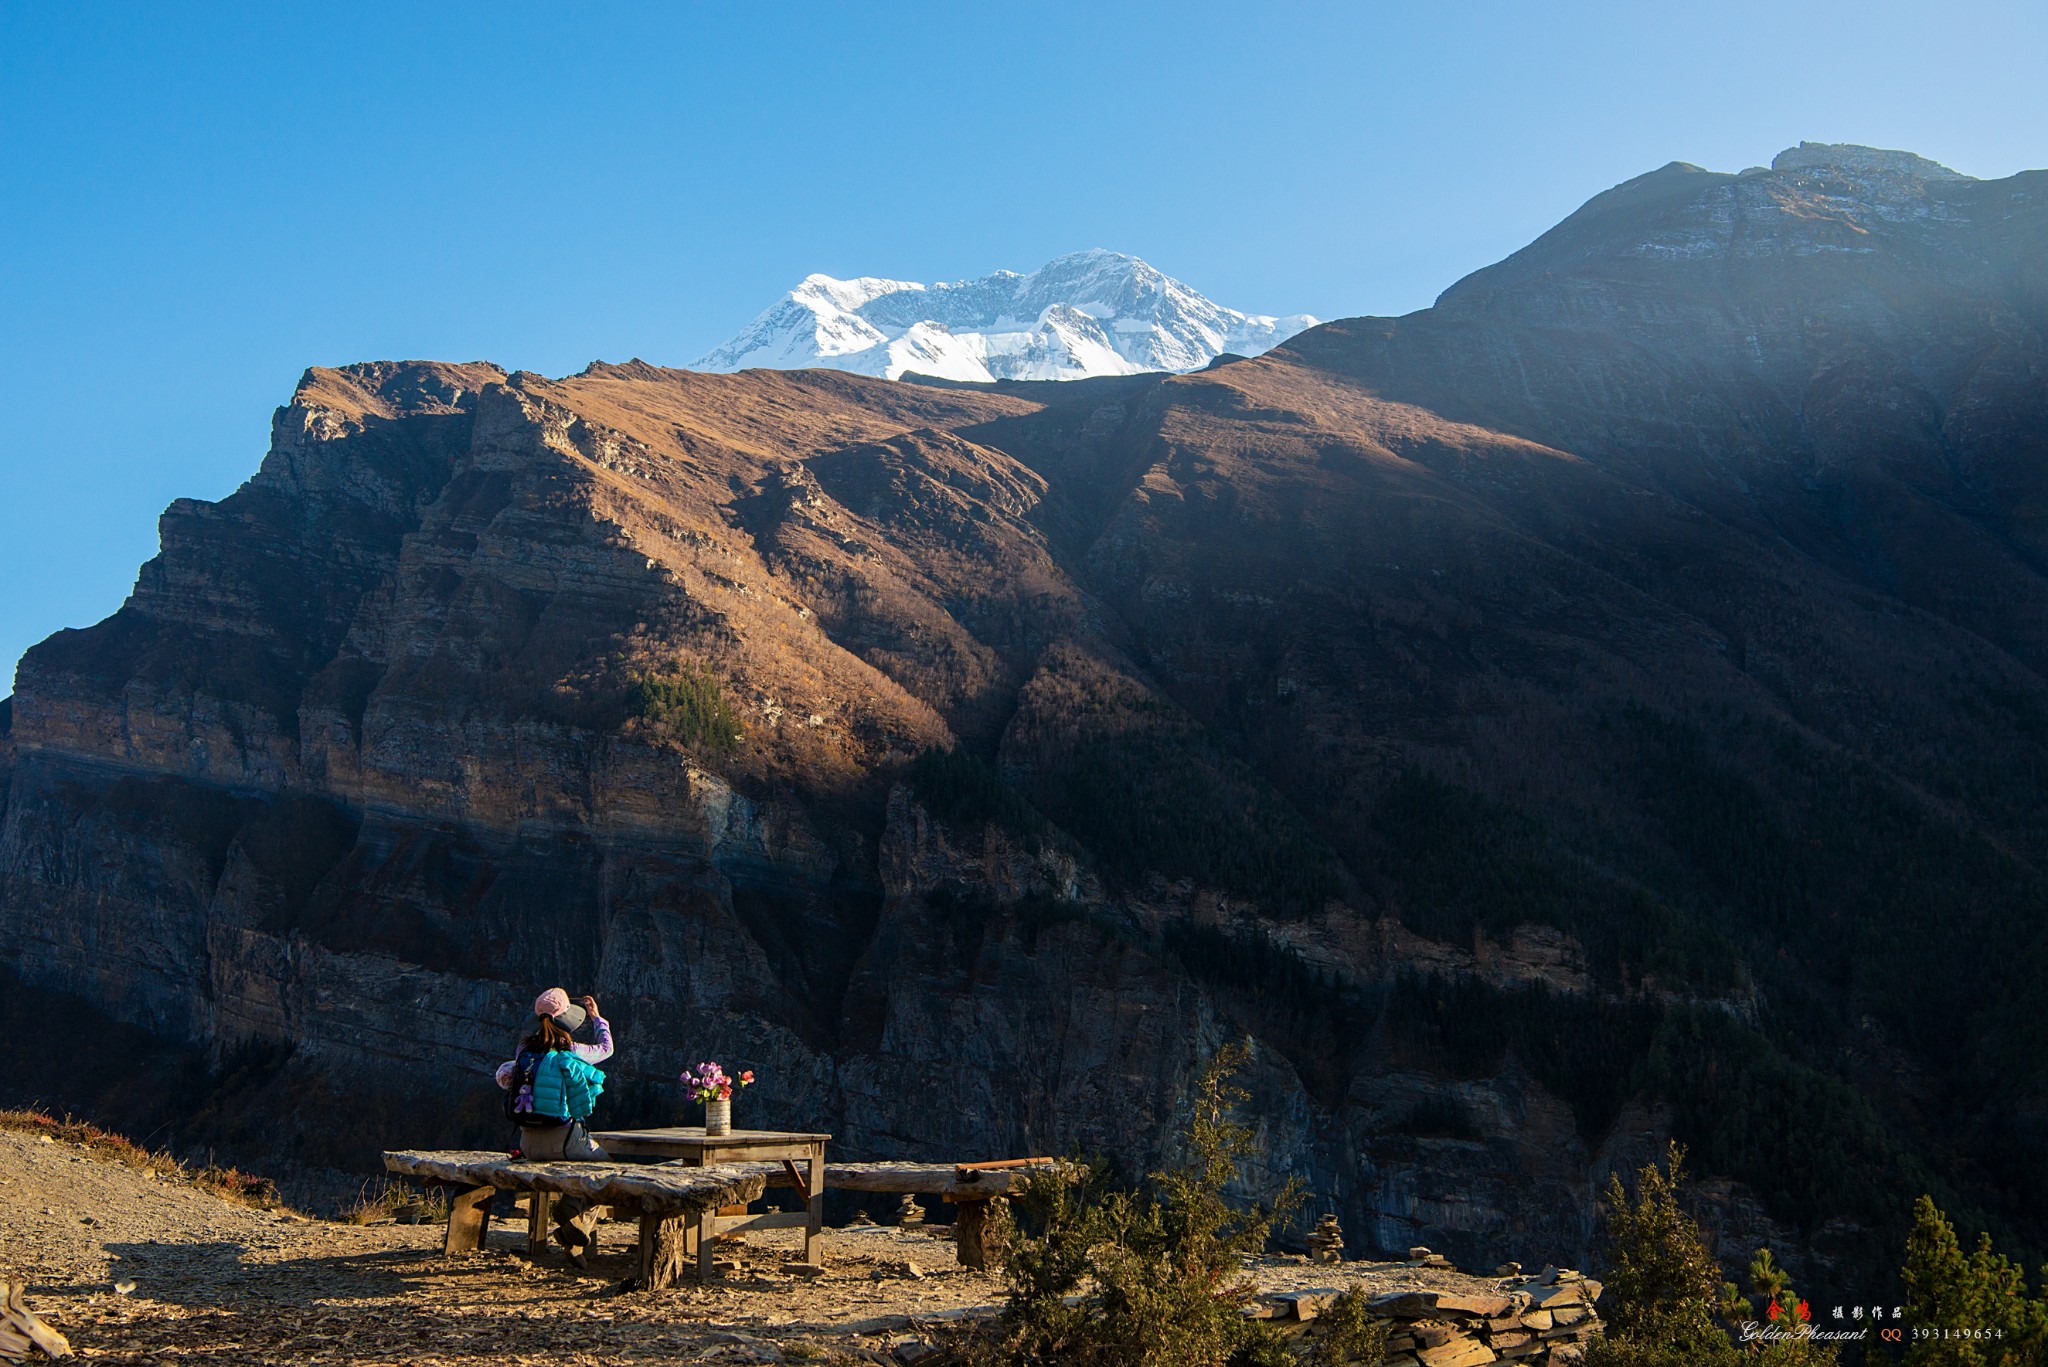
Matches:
[[533, 987, 587, 1031]]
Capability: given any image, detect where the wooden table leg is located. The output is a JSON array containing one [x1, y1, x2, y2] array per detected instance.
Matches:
[[444, 1183, 494, 1255], [527, 1189, 553, 1254], [696, 1205, 716, 1282], [804, 1143, 824, 1265]]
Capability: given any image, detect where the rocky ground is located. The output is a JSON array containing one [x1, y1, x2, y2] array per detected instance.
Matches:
[[0, 1126, 1562, 1365]]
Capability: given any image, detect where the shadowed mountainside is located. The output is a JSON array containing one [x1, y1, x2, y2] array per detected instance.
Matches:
[[4, 143, 2047, 1301]]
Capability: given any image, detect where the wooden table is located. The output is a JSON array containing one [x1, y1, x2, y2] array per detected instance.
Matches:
[[593, 1127, 829, 1279]]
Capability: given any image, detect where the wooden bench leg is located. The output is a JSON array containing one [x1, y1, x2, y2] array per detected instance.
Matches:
[[639, 1210, 688, 1290], [696, 1205, 716, 1282], [805, 1145, 824, 1265], [444, 1183, 494, 1255], [526, 1189, 553, 1254], [955, 1198, 991, 1269]]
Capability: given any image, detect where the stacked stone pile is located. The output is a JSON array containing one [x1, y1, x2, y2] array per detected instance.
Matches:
[[1251, 1265, 1604, 1366], [1307, 1214, 1345, 1263]]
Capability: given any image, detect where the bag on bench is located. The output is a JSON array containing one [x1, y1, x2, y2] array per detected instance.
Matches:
[[504, 1052, 562, 1128]]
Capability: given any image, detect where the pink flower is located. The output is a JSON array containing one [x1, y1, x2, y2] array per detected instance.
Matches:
[[680, 1060, 755, 1103]]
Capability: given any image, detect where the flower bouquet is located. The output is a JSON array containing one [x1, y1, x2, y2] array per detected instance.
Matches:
[[682, 1061, 754, 1136]]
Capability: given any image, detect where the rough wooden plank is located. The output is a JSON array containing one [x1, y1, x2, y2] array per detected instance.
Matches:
[[592, 1127, 832, 1148], [383, 1151, 766, 1216], [732, 1159, 1060, 1196]]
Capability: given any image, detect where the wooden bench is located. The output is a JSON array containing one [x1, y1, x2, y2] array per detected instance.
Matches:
[[741, 1157, 1058, 1268], [383, 1149, 767, 1289]]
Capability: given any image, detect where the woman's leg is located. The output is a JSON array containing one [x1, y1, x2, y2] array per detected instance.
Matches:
[[553, 1124, 608, 1259], [562, 1122, 607, 1161], [520, 1124, 570, 1160]]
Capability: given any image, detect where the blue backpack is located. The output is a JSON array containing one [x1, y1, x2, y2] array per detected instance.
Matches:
[[504, 1048, 605, 1128]]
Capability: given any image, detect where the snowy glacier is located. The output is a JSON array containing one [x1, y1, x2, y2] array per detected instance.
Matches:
[[693, 250, 1319, 382]]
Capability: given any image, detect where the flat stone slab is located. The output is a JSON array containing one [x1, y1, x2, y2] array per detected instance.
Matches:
[[1371, 1289, 1516, 1318], [382, 1149, 766, 1215]]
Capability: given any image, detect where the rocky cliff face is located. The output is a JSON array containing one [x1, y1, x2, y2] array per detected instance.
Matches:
[[6, 145, 2048, 1296]]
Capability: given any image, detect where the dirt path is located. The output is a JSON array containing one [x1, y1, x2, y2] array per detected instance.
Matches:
[[1, 1128, 1515, 1364]]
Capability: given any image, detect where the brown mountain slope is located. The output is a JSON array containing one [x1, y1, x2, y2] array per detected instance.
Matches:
[[6, 144, 2048, 1301]]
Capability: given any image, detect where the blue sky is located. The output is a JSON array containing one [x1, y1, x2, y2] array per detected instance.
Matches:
[[4, 2, 2045, 686]]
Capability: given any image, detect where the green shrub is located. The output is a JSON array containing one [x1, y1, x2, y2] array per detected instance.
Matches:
[[1588, 1145, 1842, 1367], [1586, 1144, 1740, 1367], [1303, 1285, 1391, 1366], [626, 664, 743, 758], [1900, 1196, 2048, 1367], [974, 1042, 1304, 1367], [1718, 1248, 1839, 1366]]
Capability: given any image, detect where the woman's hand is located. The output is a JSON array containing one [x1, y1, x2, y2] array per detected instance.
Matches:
[[578, 994, 601, 1019]]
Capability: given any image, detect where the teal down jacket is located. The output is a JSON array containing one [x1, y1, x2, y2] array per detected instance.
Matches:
[[530, 1049, 605, 1122]]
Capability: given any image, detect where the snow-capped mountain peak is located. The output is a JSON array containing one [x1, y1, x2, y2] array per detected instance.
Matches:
[[694, 250, 1318, 382]]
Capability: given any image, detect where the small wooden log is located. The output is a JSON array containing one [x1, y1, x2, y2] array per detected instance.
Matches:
[[638, 1211, 691, 1290], [1, 1281, 73, 1360], [444, 1183, 494, 1255]]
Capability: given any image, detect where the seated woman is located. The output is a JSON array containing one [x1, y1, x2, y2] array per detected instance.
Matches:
[[497, 989, 612, 1086], [498, 1008, 609, 1264]]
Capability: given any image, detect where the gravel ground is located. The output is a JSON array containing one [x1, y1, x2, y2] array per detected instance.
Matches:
[[1, 1127, 1518, 1364]]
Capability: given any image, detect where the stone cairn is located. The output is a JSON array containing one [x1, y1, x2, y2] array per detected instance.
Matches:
[[1248, 1264, 1605, 1367], [895, 1193, 925, 1227], [1307, 1214, 1345, 1263]]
